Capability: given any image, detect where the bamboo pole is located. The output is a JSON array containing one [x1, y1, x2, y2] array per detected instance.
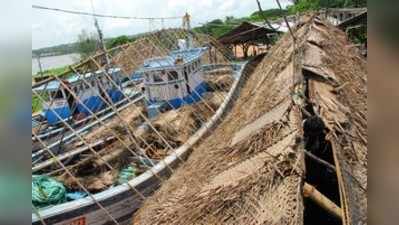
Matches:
[[304, 150, 336, 171], [303, 182, 342, 220]]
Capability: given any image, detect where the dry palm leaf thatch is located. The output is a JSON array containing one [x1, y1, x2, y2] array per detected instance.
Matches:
[[112, 29, 230, 76], [303, 18, 367, 225], [80, 106, 145, 144], [132, 14, 366, 225], [113, 38, 166, 76]]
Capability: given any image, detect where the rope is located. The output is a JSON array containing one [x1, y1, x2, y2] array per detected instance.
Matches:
[[32, 5, 182, 20], [32, 175, 66, 207], [117, 166, 137, 184]]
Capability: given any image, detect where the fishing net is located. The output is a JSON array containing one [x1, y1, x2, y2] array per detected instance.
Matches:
[[117, 166, 137, 184], [32, 175, 66, 208]]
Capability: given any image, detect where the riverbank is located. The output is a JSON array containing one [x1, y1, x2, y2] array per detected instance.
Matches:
[[32, 66, 68, 78], [32, 53, 80, 75]]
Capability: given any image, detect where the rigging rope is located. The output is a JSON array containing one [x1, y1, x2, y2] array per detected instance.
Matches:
[[32, 5, 182, 20]]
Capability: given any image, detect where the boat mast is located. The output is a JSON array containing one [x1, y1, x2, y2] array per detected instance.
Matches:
[[182, 12, 192, 49], [36, 53, 44, 77], [91, 0, 111, 68]]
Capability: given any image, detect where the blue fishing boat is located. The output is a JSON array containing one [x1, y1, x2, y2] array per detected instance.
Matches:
[[33, 68, 125, 126], [31, 60, 248, 225], [137, 40, 209, 117]]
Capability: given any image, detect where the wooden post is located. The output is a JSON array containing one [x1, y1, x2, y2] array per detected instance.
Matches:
[[234, 44, 237, 57], [214, 47, 217, 63], [303, 182, 342, 220], [210, 47, 214, 63]]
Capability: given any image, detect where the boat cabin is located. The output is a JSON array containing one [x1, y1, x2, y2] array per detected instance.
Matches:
[[33, 68, 124, 125], [139, 45, 208, 110]]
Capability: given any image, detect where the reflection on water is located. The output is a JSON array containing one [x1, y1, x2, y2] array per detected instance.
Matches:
[[32, 53, 80, 75]]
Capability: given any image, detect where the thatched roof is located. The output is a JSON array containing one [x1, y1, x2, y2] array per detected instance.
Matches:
[[218, 21, 279, 45], [132, 14, 367, 225], [338, 10, 367, 30], [112, 29, 231, 76]]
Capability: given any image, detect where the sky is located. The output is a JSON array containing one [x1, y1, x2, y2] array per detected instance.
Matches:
[[32, 0, 291, 50]]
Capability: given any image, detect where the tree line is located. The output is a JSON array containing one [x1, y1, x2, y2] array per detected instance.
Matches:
[[33, 34, 137, 59], [287, 0, 367, 13]]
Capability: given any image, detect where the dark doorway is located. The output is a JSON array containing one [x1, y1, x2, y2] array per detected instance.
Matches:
[[184, 69, 191, 94]]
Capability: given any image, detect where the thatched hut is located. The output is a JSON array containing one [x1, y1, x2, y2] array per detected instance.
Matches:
[[132, 14, 367, 225]]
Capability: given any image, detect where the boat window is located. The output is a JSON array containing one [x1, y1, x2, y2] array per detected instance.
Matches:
[[84, 82, 90, 90], [97, 78, 102, 87], [153, 73, 163, 82], [99, 79, 105, 88], [51, 89, 64, 99], [168, 71, 179, 81], [80, 81, 86, 89], [113, 73, 120, 83], [102, 77, 109, 87]]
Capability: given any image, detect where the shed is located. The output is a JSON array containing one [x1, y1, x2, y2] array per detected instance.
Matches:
[[218, 22, 280, 58], [338, 10, 367, 31]]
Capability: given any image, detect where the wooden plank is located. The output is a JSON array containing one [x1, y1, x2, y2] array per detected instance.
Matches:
[[230, 99, 291, 146], [32, 136, 115, 172]]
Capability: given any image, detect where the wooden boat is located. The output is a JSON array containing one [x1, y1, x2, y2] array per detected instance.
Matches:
[[33, 68, 126, 126], [32, 54, 249, 225]]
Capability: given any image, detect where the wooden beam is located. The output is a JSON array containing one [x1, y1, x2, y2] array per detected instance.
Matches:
[[303, 182, 342, 220], [32, 136, 116, 172], [304, 150, 336, 171]]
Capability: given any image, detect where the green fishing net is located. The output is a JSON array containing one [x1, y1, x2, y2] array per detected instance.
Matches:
[[32, 175, 66, 207]]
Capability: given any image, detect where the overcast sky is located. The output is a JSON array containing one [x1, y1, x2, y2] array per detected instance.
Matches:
[[32, 0, 291, 50]]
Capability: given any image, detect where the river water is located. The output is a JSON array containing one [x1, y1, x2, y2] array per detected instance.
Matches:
[[32, 53, 80, 75]]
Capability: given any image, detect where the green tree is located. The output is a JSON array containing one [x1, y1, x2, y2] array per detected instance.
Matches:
[[287, 0, 321, 13], [106, 35, 131, 49], [250, 8, 289, 21], [76, 29, 98, 59], [193, 19, 234, 37], [209, 19, 223, 25], [288, 0, 367, 13], [225, 16, 235, 23]]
